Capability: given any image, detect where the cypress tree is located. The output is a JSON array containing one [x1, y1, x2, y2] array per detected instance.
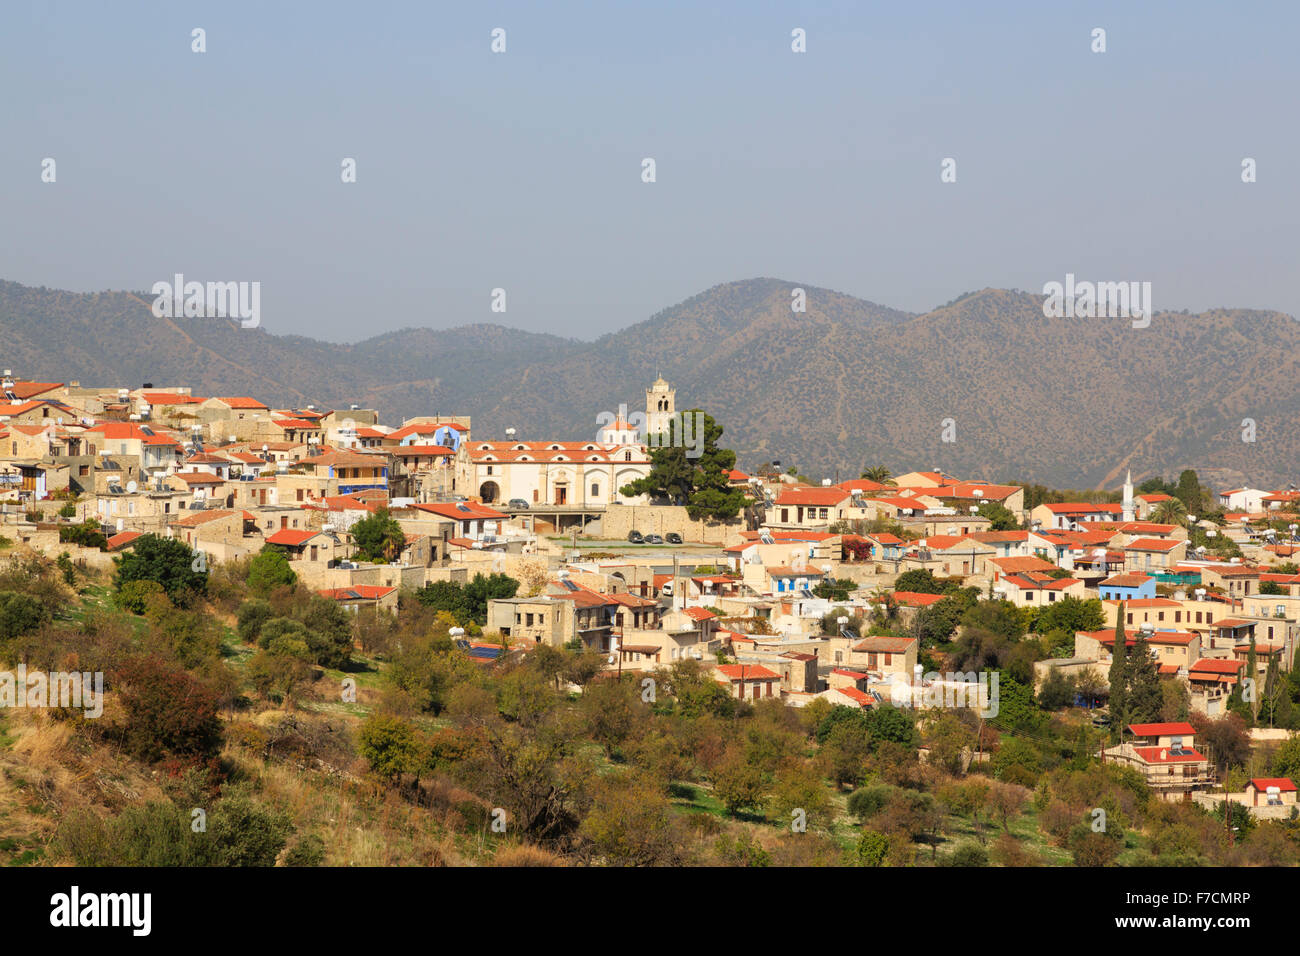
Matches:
[[1108, 602, 1127, 740], [1245, 640, 1259, 725], [1262, 651, 1280, 728]]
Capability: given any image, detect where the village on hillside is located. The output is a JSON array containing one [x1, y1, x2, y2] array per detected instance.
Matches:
[[3, 368, 1300, 869]]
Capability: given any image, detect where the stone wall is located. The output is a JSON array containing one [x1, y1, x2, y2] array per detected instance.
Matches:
[[599, 504, 742, 545]]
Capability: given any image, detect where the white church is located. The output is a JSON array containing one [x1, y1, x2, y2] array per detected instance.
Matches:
[[451, 378, 678, 509]]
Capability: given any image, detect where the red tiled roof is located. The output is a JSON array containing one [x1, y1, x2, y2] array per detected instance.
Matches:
[[266, 529, 319, 546], [1091, 521, 1179, 535], [852, 636, 916, 653], [173, 509, 237, 527], [1249, 778, 1297, 792], [1128, 721, 1196, 737], [837, 478, 888, 494], [1126, 537, 1181, 552], [835, 687, 875, 707], [319, 585, 396, 601], [140, 391, 203, 405], [1100, 573, 1154, 588], [873, 495, 932, 512], [715, 664, 780, 682], [412, 501, 508, 521], [774, 486, 850, 507], [6, 381, 62, 399], [831, 668, 869, 679], [920, 534, 975, 551], [174, 472, 224, 485], [1001, 574, 1080, 591], [917, 482, 1021, 502], [891, 591, 946, 607], [106, 530, 142, 550]]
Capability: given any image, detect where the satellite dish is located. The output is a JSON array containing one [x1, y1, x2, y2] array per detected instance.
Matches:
[[126, 480, 138, 494]]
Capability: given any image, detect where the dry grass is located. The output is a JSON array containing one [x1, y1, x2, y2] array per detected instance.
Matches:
[[0, 708, 171, 866], [491, 843, 565, 866]]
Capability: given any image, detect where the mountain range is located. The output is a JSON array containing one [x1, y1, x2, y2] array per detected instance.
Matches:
[[1, 277, 1295, 490]]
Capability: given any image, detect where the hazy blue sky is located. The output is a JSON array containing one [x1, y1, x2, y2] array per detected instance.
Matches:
[[3, 0, 1296, 341]]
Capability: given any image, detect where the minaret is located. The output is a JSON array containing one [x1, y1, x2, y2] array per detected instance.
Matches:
[[1122, 469, 1135, 522]]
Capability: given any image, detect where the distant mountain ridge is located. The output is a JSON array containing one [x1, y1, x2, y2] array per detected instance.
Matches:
[[1, 277, 1295, 489]]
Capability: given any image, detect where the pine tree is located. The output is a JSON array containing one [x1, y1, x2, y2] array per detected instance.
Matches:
[[619, 410, 746, 521], [1126, 630, 1162, 724], [1108, 602, 1127, 740]]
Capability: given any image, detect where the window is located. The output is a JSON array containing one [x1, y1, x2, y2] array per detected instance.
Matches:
[[591, 483, 599, 497]]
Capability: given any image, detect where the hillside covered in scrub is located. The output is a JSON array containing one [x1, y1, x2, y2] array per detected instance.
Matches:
[[0, 541, 1298, 867]]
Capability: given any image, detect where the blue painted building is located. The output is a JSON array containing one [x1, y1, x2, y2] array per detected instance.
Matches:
[[1098, 572, 1156, 602]]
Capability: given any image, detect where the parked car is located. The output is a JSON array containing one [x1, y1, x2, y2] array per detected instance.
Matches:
[[644, 534, 664, 544], [507, 498, 530, 510], [627, 531, 644, 544], [665, 532, 683, 544]]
